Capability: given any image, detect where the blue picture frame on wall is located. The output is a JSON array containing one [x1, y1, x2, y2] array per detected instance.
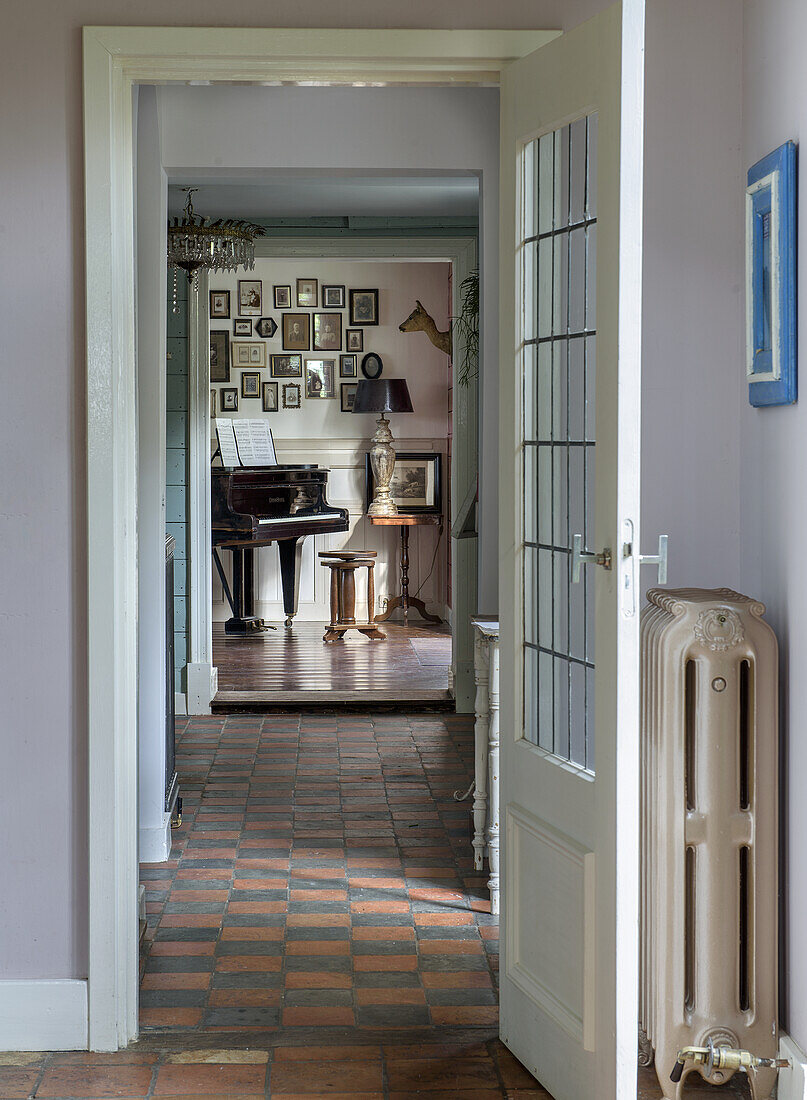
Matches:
[[746, 140, 797, 407]]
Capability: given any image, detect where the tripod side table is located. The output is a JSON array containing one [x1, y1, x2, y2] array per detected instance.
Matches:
[[369, 513, 442, 623]]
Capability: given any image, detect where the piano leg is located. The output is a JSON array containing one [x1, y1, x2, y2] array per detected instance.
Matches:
[[278, 537, 304, 628], [221, 547, 270, 635]]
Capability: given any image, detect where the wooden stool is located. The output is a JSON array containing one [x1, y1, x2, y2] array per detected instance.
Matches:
[[318, 551, 386, 643]]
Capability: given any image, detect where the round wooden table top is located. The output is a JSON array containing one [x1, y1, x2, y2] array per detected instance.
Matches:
[[369, 513, 442, 526], [317, 550, 378, 559]]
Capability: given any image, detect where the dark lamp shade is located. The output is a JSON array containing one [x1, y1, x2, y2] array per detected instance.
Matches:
[[352, 378, 413, 414]]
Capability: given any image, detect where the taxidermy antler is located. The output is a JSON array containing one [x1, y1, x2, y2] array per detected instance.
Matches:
[[399, 300, 452, 357]]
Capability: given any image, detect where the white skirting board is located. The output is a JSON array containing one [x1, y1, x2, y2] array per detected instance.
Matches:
[[778, 1034, 807, 1100], [0, 980, 88, 1051], [175, 692, 187, 717], [139, 819, 171, 864]]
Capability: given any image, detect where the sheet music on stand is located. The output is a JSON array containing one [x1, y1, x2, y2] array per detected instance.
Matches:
[[214, 418, 277, 467]]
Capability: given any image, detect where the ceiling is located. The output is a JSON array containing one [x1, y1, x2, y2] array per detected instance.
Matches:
[[167, 172, 479, 220]]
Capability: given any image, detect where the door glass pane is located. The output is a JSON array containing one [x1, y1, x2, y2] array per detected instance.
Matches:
[[522, 113, 598, 770]]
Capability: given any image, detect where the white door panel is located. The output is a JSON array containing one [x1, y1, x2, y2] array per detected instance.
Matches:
[[498, 4, 643, 1099]]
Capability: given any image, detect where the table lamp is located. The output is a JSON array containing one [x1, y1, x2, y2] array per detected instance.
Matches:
[[352, 378, 413, 516]]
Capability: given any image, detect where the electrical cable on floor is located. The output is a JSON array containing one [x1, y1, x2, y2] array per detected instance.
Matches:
[[413, 524, 443, 600]]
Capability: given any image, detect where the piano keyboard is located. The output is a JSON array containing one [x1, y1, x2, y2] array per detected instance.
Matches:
[[257, 512, 342, 525]]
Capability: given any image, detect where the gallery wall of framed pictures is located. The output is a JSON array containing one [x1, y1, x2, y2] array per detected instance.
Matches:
[[207, 257, 451, 445]]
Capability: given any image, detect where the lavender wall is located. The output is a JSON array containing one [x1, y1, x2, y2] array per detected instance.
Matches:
[[0, 0, 754, 993], [741, 0, 807, 1050], [0, 0, 606, 982]]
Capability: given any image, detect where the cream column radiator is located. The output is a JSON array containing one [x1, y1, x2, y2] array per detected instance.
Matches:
[[640, 588, 779, 1099]]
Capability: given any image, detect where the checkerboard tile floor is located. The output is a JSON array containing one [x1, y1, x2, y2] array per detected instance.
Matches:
[[3, 712, 728, 1097], [139, 712, 499, 1032]]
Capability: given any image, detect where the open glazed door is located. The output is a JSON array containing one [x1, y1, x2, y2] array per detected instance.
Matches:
[[497, 4, 644, 1099]]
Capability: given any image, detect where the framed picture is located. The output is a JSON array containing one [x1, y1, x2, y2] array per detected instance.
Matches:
[[365, 451, 442, 514], [274, 285, 291, 309], [241, 371, 261, 398], [282, 382, 302, 409], [233, 341, 266, 367], [305, 358, 337, 399], [220, 387, 238, 412], [322, 284, 345, 308], [361, 352, 384, 379], [210, 389, 217, 419], [346, 329, 364, 352], [209, 330, 230, 382], [313, 312, 342, 351], [255, 317, 277, 338], [746, 140, 797, 407], [340, 382, 358, 412], [262, 381, 279, 412], [209, 290, 230, 318], [349, 288, 379, 326], [340, 353, 358, 378], [282, 313, 310, 351], [238, 279, 262, 316], [270, 353, 303, 378], [233, 319, 252, 336], [296, 278, 318, 308]]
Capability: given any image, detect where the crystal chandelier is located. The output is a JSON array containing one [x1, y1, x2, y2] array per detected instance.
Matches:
[[167, 188, 265, 313]]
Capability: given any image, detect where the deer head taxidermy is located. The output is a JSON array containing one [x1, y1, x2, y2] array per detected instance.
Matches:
[[399, 300, 452, 357]]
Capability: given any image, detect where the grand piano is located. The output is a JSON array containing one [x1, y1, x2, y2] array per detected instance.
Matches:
[[212, 465, 349, 632]]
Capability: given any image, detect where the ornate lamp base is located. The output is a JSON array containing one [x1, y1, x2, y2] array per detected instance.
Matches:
[[367, 414, 398, 517]]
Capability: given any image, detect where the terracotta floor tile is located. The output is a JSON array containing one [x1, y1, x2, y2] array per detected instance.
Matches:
[[270, 1059, 383, 1093], [273, 1044, 380, 1061], [141, 972, 211, 990], [289, 888, 348, 902], [233, 878, 287, 890], [37, 1064, 154, 1097], [351, 900, 411, 914], [414, 912, 475, 926], [0, 1067, 41, 1098], [215, 955, 283, 971], [430, 1006, 499, 1025], [220, 926, 284, 941], [158, 914, 223, 928], [153, 1062, 266, 1095], [286, 913, 351, 927], [284, 971, 353, 989], [385, 1056, 500, 1092], [140, 1008, 204, 1027]]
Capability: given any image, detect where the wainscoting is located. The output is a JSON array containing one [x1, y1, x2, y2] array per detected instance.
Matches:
[[212, 437, 449, 626]]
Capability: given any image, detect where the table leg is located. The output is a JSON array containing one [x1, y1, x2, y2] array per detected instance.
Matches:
[[472, 630, 490, 873], [487, 637, 500, 916], [376, 524, 443, 624]]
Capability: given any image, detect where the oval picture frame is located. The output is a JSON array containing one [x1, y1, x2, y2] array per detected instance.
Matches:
[[361, 352, 384, 380]]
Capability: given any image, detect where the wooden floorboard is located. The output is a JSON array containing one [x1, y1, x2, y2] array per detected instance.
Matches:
[[212, 620, 452, 706]]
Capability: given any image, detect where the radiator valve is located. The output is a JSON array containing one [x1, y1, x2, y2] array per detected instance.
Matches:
[[670, 1041, 789, 1083]]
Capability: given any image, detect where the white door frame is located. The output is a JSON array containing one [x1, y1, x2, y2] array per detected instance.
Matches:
[[82, 25, 557, 1050], [186, 235, 478, 714]]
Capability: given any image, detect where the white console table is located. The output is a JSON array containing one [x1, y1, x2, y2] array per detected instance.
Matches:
[[469, 617, 500, 915]]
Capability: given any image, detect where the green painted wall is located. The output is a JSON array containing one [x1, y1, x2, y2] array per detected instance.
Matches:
[[166, 278, 188, 688]]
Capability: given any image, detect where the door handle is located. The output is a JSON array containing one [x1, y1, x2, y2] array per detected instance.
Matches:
[[571, 534, 612, 583], [639, 535, 668, 585]]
